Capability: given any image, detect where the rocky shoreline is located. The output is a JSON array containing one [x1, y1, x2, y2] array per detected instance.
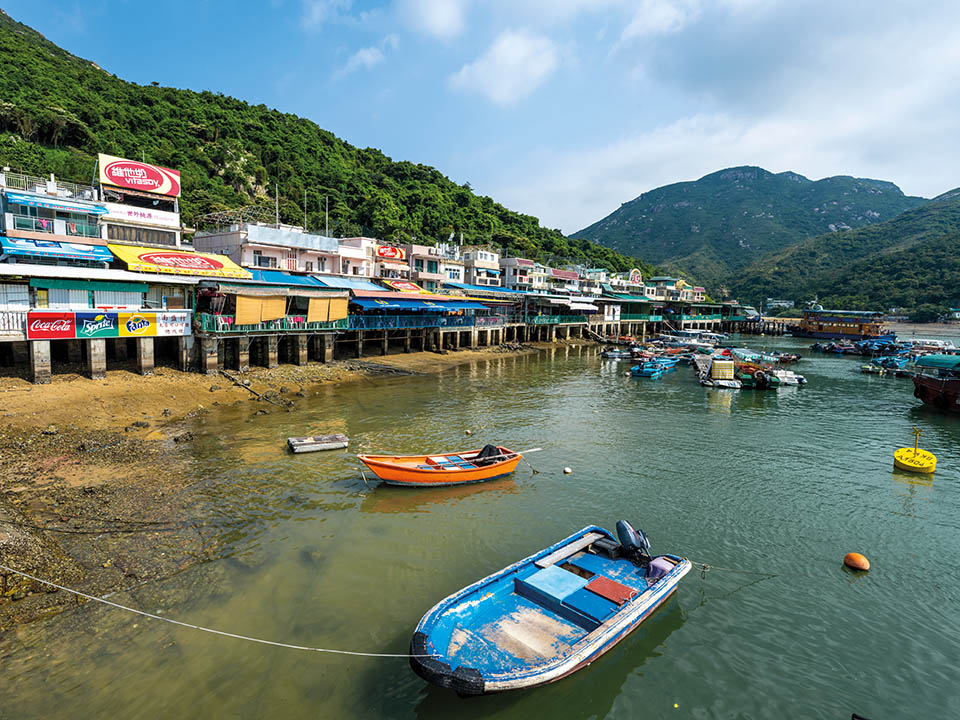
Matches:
[[0, 342, 557, 629]]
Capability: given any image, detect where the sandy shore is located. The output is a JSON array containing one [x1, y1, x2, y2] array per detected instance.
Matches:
[[886, 322, 960, 339], [0, 341, 558, 627]]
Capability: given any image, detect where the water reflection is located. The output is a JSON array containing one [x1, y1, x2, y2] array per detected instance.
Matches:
[[360, 477, 521, 514]]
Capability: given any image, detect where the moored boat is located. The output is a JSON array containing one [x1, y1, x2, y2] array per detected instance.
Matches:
[[409, 521, 690, 695], [912, 354, 960, 413], [287, 433, 349, 453], [358, 445, 522, 487]]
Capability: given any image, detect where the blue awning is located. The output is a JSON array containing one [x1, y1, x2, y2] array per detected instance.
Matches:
[[4, 191, 108, 215], [442, 281, 526, 295], [352, 297, 492, 312], [248, 269, 324, 286], [352, 297, 405, 311], [313, 276, 387, 292], [0, 236, 113, 262]]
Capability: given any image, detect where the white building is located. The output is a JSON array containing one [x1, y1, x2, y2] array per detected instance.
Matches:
[[462, 246, 501, 286]]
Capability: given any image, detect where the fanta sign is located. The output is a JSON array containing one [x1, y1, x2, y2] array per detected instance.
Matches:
[[138, 252, 224, 271], [99, 153, 181, 197], [119, 313, 155, 337], [376, 245, 406, 261], [27, 312, 75, 340]]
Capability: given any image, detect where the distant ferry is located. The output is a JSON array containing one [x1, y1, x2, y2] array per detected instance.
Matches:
[[792, 309, 895, 341]]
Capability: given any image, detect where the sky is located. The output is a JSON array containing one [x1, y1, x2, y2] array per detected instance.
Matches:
[[8, 0, 960, 233]]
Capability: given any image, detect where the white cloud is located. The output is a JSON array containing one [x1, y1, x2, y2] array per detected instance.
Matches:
[[302, 0, 353, 28], [449, 30, 558, 105], [334, 35, 399, 78], [621, 0, 700, 42], [396, 0, 470, 38]]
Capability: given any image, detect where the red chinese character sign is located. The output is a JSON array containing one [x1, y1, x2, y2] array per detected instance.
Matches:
[[376, 245, 407, 261], [98, 153, 181, 198]]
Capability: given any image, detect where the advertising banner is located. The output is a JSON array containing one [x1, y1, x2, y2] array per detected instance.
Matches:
[[101, 201, 181, 229], [26, 312, 75, 340], [108, 244, 251, 279], [157, 312, 192, 336], [75, 312, 120, 339], [98, 153, 181, 198], [376, 245, 407, 261], [118, 312, 157, 337]]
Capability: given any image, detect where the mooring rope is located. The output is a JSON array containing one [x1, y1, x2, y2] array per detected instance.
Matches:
[[0, 563, 436, 659], [691, 561, 780, 581]]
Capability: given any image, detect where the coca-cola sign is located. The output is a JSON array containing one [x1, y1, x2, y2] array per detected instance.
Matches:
[[138, 251, 224, 271], [27, 312, 76, 340], [376, 245, 406, 261], [98, 153, 181, 198]]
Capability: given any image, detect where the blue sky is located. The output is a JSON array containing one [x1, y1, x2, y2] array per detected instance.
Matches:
[[9, 1, 960, 233]]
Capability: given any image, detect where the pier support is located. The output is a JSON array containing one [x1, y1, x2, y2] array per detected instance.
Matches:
[[136, 337, 154, 376], [176, 336, 191, 371], [66, 339, 82, 364], [238, 337, 250, 371], [114, 338, 128, 362], [470, 328, 479, 348], [266, 336, 279, 368], [380, 332, 388, 356], [86, 339, 106, 380], [404, 330, 412, 353], [293, 335, 308, 365], [29, 340, 51, 384], [199, 337, 219, 375]]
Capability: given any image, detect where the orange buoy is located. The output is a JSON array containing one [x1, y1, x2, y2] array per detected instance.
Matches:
[[844, 552, 870, 571]]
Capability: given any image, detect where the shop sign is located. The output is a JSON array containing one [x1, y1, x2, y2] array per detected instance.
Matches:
[[157, 312, 192, 336], [376, 245, 406, 261], [76, 312, 119, 338], [118, 312, 156, 337], [384, 280, 423, 293], [98, 153, 181, 198], [101, 201, 181, 229], [629, 268, 643, 284], [26, 312, 75, 340], [138, 251, 224, 272]]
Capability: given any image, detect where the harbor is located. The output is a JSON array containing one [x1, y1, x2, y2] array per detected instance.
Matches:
[[2, 336, 959, 718]]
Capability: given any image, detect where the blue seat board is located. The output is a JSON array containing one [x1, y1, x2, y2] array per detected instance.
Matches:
[[566, 553, 649, 592], [562, 587, 619, 624], [519, 565, 590, 602]]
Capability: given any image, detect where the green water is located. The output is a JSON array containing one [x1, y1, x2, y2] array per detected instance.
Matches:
[[4, 340, 960, 719]]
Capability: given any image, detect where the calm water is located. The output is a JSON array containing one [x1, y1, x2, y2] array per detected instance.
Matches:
[[4, 339, 960, 719]]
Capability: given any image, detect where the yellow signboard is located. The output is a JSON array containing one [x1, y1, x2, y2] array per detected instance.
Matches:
[[108, 244, 251, 279], [118, 312, 157, 337]]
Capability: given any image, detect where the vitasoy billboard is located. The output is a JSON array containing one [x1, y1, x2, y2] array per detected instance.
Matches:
[[98, 153, 181, 198]]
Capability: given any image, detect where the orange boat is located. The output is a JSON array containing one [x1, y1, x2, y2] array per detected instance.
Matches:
[[357, 445, 522, 487]]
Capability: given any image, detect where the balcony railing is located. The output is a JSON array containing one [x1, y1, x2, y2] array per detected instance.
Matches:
[[197, 313, 347, 334], [527, 314, 589, 325], [1, 171, 97, 200], [66, 222, 100, 238], [13, 216, 54, 233], [0, 310, 27, 336], [348, 314, 502, 331], [680, 314, 722, 321]]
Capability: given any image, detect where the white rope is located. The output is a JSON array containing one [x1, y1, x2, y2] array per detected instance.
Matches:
[[0, 563, 435, 659]]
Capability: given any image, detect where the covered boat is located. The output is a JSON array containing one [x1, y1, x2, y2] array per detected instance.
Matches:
[[358, 445, 522, 487], [410, 522, 690, 695], [912, 354, 960, 413]]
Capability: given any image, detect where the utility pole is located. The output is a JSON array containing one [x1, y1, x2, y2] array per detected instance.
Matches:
[[275, 183, 279, 228], [303, 189, 307, 230], [325, 196, 329, 237]]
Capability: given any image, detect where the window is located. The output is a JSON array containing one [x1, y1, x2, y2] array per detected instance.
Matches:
[[448, 269, 458, 279], [427, 260, 438, 274], [94, 290, 142, 308], [0, 284, 29, 310], [107, 224, 176, 246], [414, 259, 424, 272], [305, 261, 314, 272]]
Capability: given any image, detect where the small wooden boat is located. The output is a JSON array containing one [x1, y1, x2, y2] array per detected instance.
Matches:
[[410, 521, 690, 695], [357, 445, 522, 487], [287, 433, 349, 453]]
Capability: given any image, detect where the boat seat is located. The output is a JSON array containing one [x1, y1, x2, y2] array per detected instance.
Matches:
[[562, 587, 619, 625], [515, 566, 598, 631], [534, 532, 605, 569]]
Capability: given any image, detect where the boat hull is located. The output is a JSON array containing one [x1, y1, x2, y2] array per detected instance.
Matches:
[[358, 447, 522, 487], [409, 525, 691, 695], [913, 375, 960, 413]]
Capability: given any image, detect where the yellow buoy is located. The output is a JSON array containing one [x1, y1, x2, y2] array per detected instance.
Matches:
[[893, 427, 937, 474]]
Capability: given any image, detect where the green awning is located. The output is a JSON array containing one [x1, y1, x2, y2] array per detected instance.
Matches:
[[29, 278, 148, 293], [914, 354, 960, 370]]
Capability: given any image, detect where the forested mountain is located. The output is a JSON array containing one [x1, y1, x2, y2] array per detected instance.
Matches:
[[572, 166, 924, 287], [0, 10, 650, 274], [731, 190, 960, 309]]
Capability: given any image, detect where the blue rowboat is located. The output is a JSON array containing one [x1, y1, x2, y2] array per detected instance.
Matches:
[[409, 522, 691, 695], [630, 364, 664, 378]]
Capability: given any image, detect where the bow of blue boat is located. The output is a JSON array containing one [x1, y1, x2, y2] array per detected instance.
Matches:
[[410, 524, 690, 695]]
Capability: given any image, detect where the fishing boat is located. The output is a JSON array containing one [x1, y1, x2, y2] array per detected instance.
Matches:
[[357, 445, 523, 487], [600, 348, 633, 359], [630, 365, 663, 379], [409, 521, 691, 695], [287, 433, 349, 453], [912, 354, 960, 413]]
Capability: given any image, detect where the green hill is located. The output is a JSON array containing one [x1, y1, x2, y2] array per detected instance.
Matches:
[[572, 166, 924, 288], [731, 190, 960, 309], [0, 9, 650, 275]]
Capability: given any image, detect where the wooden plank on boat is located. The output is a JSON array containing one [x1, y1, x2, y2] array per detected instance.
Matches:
[[534, 532, 605, 569], [287, 433, 349, 453]]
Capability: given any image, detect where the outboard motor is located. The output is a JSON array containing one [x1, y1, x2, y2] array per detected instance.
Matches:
[[616, 520, 651, 567]]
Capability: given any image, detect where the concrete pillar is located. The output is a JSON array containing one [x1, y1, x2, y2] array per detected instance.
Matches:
[[453, 331, 460, 350], [29, 340, 51, 384], [86, 339, 106, 380], [238, 337, 250, 371], [199, 336, 219, 375], [66, 339, 82, 364], [115, 338, 129, 361], [136, 337, 154, 376], [176, 336, 191, 371], [356, 333, 364, 358], [470, 328, 479, 348], [12, 341, 28, 365], [404, 331, 412, 353], [267, 336, 279, 368], [293, 335, 308, 365], [381, 332, 388, 356], [322, 334, 334, 363]]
